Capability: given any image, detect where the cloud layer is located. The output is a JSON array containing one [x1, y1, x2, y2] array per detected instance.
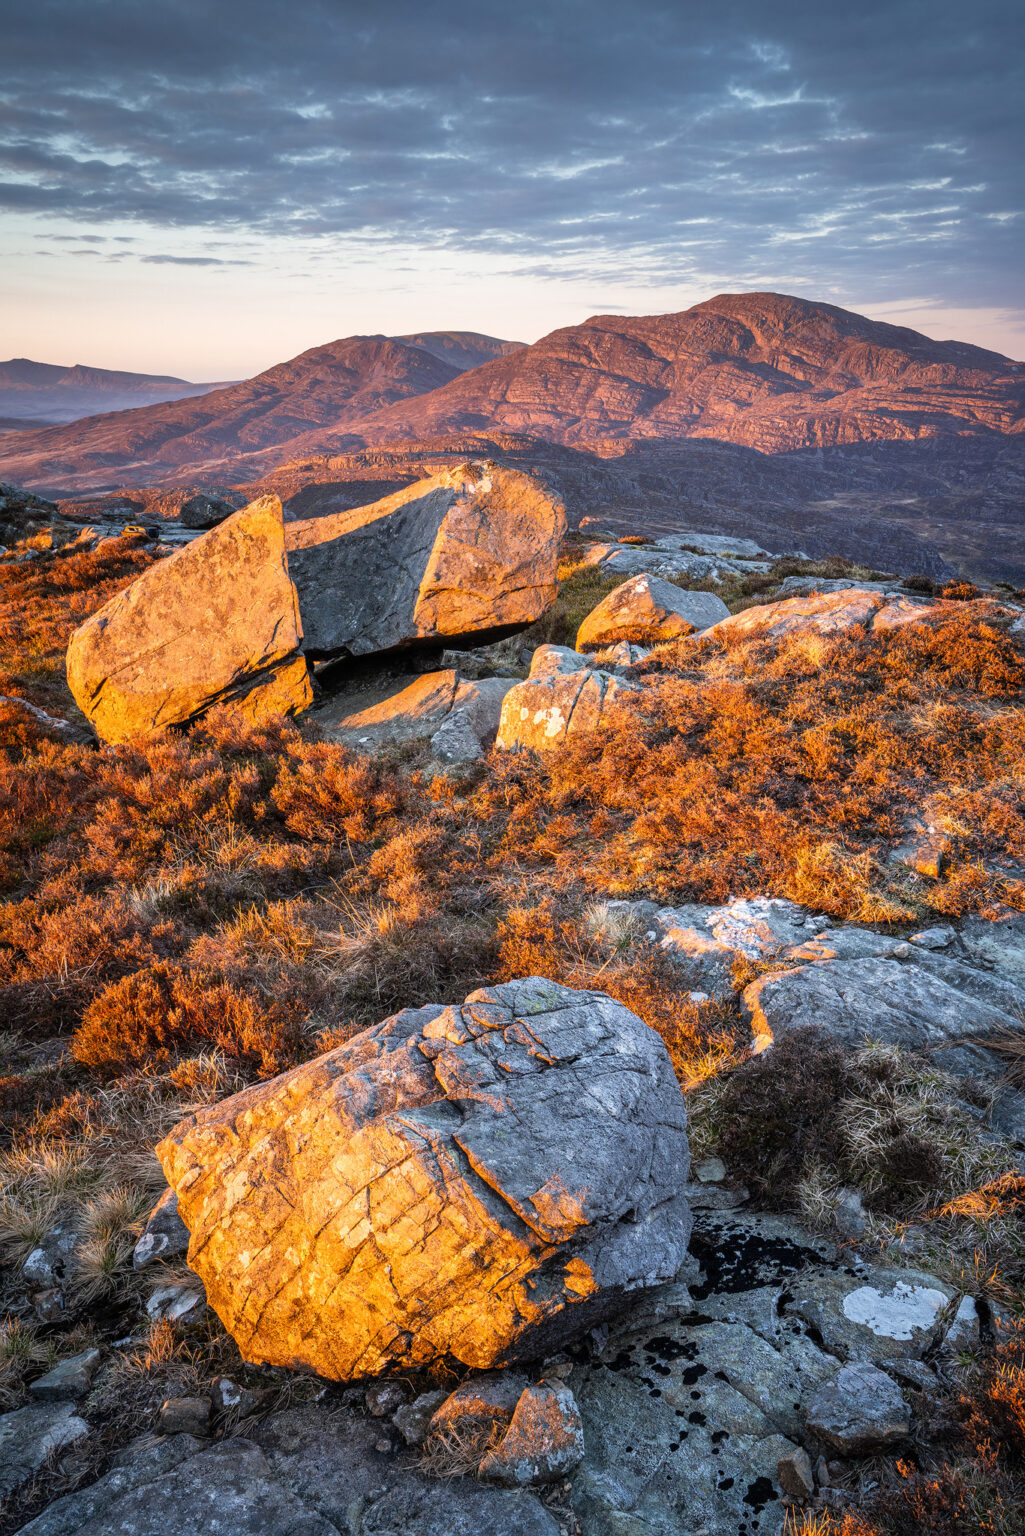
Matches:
[[2, 0, 1022, 363]]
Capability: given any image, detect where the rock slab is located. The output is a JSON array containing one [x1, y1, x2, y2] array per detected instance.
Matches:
[[576, 572, 729, 651], [157, 978, 691, 1380]]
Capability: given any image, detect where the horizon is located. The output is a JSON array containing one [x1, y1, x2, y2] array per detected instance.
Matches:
[[2, 1, 1023, 377]]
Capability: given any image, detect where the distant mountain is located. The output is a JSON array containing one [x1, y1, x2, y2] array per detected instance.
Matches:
[[2, 297, 1024, 582], [0, 359, 234, 427]]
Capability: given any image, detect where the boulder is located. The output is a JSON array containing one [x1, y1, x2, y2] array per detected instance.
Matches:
[[316, 669, 514, 760], [66, 496, 312, 743], [430, 1373, 528, 1438], [496, 665, 636, 751], [179, 493, 237, 529], [28, 1349, 102, 1403], [783, 1267, 953, 1364], [703, 587, 952, 646], [284, 462, 565, 657], [576, 573, 729, 651], [156, 978, 691, 1380], [804, 1363, 910, 1454]]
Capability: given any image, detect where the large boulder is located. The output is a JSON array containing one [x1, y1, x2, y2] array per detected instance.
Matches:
[[156, 978, 691, 1380], [66, 496, 312, 743], [284, 462, 565, 657], [576, 572, 729, 651], [701, 588, 948, 645]]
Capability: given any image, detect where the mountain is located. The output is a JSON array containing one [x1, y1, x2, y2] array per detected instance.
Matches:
[[0, 333, 519, 488], [0, 359, 233, 428], [2, 296, 1024, 582]]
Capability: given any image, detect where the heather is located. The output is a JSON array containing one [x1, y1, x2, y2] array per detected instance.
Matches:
[[4, 535, 1025, 1530]]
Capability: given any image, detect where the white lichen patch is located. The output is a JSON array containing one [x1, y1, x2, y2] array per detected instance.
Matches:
[[842, 1282, 948, 1339]]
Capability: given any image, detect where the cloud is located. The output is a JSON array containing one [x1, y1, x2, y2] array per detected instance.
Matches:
[[0, 0, 1021, 312], [140, 254, 253, 265]]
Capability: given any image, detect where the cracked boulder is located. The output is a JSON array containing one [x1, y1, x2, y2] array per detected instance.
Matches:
[[284, 461, 565, 657], [156, 978, 691, 1380], [576, 572, 729, 651], [66, 496, 312, 743], [496, 647, 637, 751]]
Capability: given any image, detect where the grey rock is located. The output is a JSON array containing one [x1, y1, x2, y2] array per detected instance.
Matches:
[[179, 493, 236, 530], [777, 1446, 816, 1500], [317, 668, 514, 757], [526, 643, 592, 679], [29, 1350, 102, 1403], [479, 1380, 585, 1486], [496, 664, 638, 752], [159, 1397, 211, 1435], [431, 1372, 528, 1436], [804, 1362, 910, 1454], [783, 1266, 953, 1364], [910, 926, 956, 950], [941, 1295, 981, 1354], [22, 1224, 80, 1288], [32, 1288, 65, 1323], [0, 1403, 90, 1496], [365, 1382, 406, 1418], [210, 1377, 263, 1417], [392, 1390, 448, 1447], [834, 1189, 869, 1239], [693, 1156, 727, 1183], [429, 707, 486, 765], [133, 1187, 189, 1272], [145, 1279, 206, 1323], [683, 1180, 749, 1210]]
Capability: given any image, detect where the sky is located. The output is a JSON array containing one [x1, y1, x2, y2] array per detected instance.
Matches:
[[1, 0, 1022, 380]]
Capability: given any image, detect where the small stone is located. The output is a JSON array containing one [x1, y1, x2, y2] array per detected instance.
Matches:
[[146, 1279, 206, 1323], [365, 1381, 406, 1418], [134, 1188, 190, 1271], [941, 1296, 981, 1354], [375, 1437, 392, 1454], [210, 1376, 262, 1417], [32, 1288, 64, 1323], [159, 1397, 211, 1435], [28, 1348, 102, 1402], [815, 1456, 829, 1487], [910, 926, 955, 950], [776, 1446, 815, 1500], [478, 1381, 585, 1487], [683, 1181, 749, 1210], [694, 1157, 727, 1184], [392, 1389, 448, 1447], [431, 1372, 528, 1438], [805, 1363, 910, 1455], [834, 1188, 869, 1238]]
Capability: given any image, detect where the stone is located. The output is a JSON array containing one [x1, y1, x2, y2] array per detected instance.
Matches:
[[783, 1267, 953, 1364], [156, 979, 691, 1381], [703, 588, 896, 645], [834, 1189, 869, 1239], [526, 643, 591, 679], [392, 1390, 448, 1447], [66, 496, 312, 743], [589, 640, 650, 667], [576, 572, 729, 651], [146, 1279, 206, 1323], [179, 493, 237, 529], [496, 666, 636, 752], [0, 1403, 90, 1496], [32, 1288, 65, 1323], [910, 925, 956, 950], [29, 1349, 102, 1403], [210, 1378, 263, 1417], [941, 1295, 981, 1354], [22, 1223, 80, 1288], [804, 1362, 910, 1454], [693, 1156, 727, 1184], [429, 708, 487, 766], [284, 462, 565, 657], [478, 1380, 585, 1486], [159, 1397, 211, 1435], [316, 669, 513, 757], [133, 1187, 190, 1272], [366, 1382, 407, 1418], [430, 1373, 528, 1437], [777, 1446, 816, 1500]]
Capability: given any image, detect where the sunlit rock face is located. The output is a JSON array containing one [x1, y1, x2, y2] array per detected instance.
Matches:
[[157, 978, 691, 1381]]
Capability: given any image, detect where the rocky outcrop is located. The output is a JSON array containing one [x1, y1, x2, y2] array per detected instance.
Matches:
[[284, 462, 564, 657], [496, 647, 638, 751], [156, 978, 691, 1380], [315, 668, 515, 763], [577, 572, 730, 651], [701, 587, 945, 644], [179, 492, 236, 529], [66, 496, 312, 742]]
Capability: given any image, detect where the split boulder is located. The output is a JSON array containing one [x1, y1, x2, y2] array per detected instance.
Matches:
[[576, 573, 729, 651], [66, 496, 312, 743], [496, 646, 637, 751], [156, 978, 691, 1380]]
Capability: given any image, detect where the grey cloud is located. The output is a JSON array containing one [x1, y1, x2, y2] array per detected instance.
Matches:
[[1, 0, 1021, 312], [140, 254, 253, 265]]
